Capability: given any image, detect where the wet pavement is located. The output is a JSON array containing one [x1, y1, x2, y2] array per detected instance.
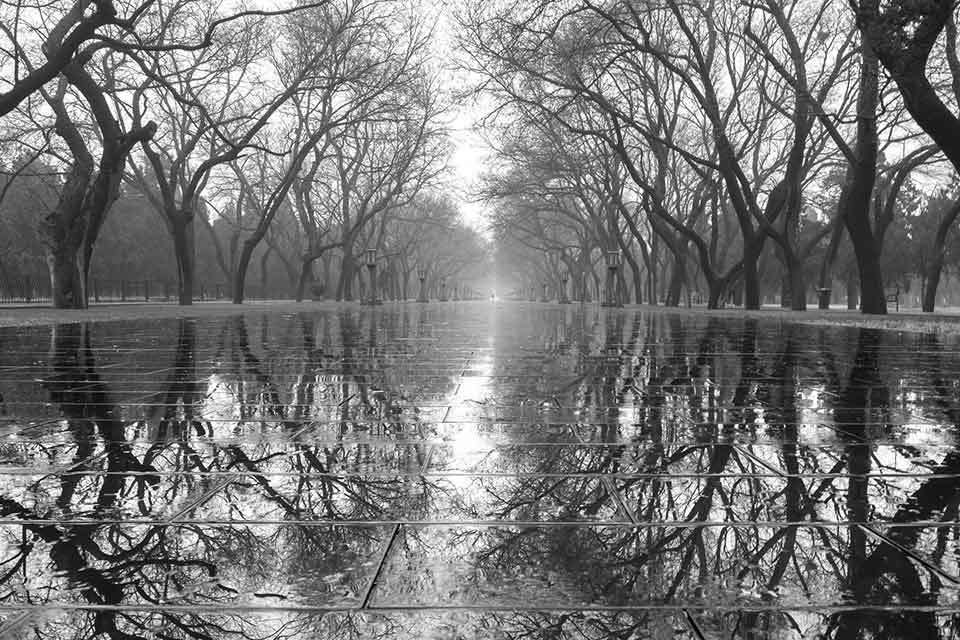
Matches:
[[0, 302, 959, 639]]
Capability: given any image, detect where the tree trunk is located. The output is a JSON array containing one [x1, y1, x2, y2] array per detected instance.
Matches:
[[846, 276, 858, 310], [338, 249, 357, 301], [47, 245, 85, 309], [295, 257, 314, 302], [171, 216, 194, 306], [843, 30, 885, 314], [731, 281, 743, 307], [622, 245, 643, 304], [786, 253, 807, 311], [665, 255, 684, 307], [259, 248, 271, 300], [40, 139, 90, 309], [922, 251, 945, 313], [922, 200, 960, 312], [863, 9, 960, 179], [742, 239, 761, 310], [650, 234, 659, 305], [322, 254, 333, 296], [232, 238, 260, 304], [848, 229, 885, 314], [707, 278, 723, 310]]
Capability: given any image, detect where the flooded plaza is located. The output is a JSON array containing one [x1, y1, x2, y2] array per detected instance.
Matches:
[[0, 302, 959, 639]]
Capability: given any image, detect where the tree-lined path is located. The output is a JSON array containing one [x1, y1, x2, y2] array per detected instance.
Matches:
[[5, 1, 960, 313]]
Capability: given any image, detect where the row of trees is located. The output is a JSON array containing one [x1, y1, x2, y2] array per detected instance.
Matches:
[[0, 166, 488, 302], [0, 0, 488, 308], [459, 0, 960, 313]]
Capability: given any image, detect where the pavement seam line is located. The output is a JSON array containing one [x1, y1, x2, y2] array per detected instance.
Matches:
[[683, 609, 708, 640], [0, 612, 31, 639], [361, 523, 402, 609], [165, 476, 236, 522]]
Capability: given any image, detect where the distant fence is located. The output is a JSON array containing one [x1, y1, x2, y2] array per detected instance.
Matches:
[[0, 278, 235, 304], [89, 279, 231, 303], [0, 277, 51, 304]]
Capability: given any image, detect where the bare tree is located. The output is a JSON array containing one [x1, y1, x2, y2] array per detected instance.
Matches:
[[0, 0, 327, 116], [124, 0, 344, 305], [228, 0, 442, 304]]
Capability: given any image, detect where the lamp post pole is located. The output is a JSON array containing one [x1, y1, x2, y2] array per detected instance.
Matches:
[[417, 267, 428, 303], [559, 270, 570, 304], [364, 248, 380, 305], [439, 278, 448, 302], [565, 244, 582, 303], [602, 249, 622, 307]]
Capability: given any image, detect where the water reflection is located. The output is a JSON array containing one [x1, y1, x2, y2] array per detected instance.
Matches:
[[0, 306, 958, 638]]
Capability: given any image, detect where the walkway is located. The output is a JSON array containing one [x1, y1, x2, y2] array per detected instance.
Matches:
[[0, 302, 958, 638]]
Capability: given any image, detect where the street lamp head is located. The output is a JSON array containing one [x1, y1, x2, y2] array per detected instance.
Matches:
[[606, 249, 622, 268], [364, 248, 377, 268]]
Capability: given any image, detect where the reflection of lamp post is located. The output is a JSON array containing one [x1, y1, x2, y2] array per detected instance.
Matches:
[[602, 248, 622, 307], [364, 248, 380, 305], [417, 266, 428, 303], [559, 269, 570, 304]]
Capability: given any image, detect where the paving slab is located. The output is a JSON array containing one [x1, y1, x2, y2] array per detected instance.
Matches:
[[0, 302, 959, 639]]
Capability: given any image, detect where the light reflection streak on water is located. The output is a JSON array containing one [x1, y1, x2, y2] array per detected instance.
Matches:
[[444, 344, 495, 482]]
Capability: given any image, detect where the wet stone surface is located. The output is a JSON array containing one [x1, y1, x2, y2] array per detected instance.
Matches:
[[0, 302, 959, 638]]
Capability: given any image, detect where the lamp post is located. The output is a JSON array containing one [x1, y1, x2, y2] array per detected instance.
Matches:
[[565, 244, 582, 303], [439, 278, 448, 301], [559, 269, 570, 304], [364, 248, 380, 305], [602, 248, 622, 307], [540, 281, 549, 302], [417, 266, 428, 303]]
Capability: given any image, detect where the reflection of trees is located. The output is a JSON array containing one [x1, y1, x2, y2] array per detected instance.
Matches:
[[6, 309, 960, 638], [41, 323, 161, 513], [2, 316, 437, 639], [0, 322, 262, 639], [436, 315, 960, 639], [196, 311, 437, 523], [140, 319, 214, 495], [823, 329, 960, 640]]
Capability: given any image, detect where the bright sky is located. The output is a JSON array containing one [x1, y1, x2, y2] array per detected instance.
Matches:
[[431, 0, 494, 233], [446, 106, 492, 231]]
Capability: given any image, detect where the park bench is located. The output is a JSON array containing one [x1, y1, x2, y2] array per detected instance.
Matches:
[[885, 287, 900, 311]]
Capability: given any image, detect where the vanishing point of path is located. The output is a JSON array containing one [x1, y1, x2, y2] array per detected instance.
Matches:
[[0, 301, 959, 639]]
